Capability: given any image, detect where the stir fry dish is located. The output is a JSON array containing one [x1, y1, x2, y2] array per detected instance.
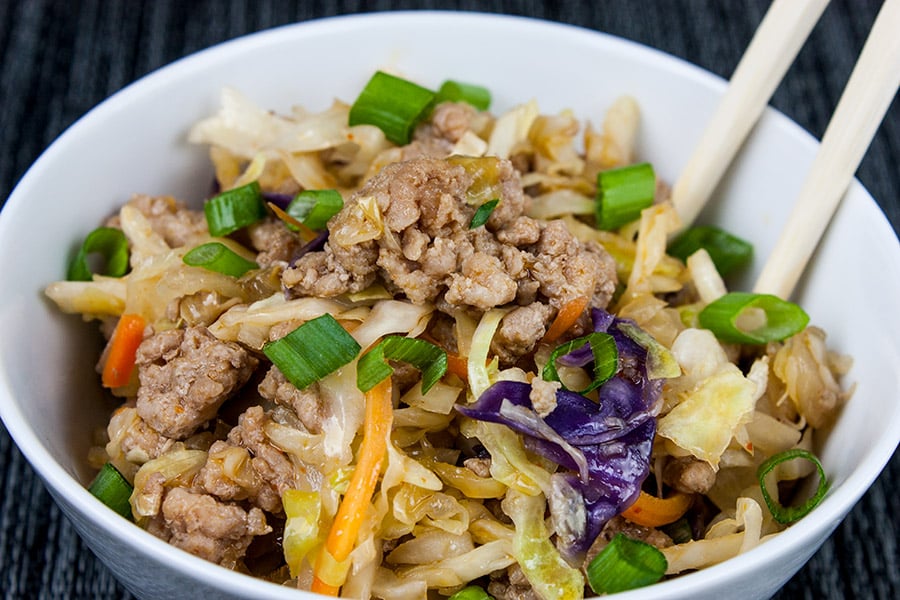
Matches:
[[46, 71, 851, 599]]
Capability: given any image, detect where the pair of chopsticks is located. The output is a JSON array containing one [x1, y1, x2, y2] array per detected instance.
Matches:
[[671, 0, 900, 299]]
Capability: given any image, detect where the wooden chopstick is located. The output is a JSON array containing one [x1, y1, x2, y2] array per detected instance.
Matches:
[[754, 0, 900, 298], [670, 0, 830, 233]]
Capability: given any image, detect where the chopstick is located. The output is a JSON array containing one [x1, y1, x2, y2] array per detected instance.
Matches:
[[670, 0, 830, 233], [754, 0, 900, 298]]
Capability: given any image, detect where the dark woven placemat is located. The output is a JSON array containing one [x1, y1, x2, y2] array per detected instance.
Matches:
[[1, 1, 897, 598]]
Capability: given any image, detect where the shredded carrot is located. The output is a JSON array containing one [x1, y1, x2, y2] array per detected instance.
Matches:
[[267, 201, 319, 243], [311, 377, 393, 595], [621, 490, 693, 528], [542, 295, 590, 344], [446, 352, 469, 381], [101, 313, 146, 388]]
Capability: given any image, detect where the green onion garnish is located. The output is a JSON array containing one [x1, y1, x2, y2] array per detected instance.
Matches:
[[67, 227, 129, 281], [88, 463, 134, 521], [435, 80, 491, 111], [668, 225, 753, 276], [757, 448, 829, 524], [469, 199, 499, 229], [183, 242, 259, 278], [262, 314, 362, 390], [448, 586, 494, 600], [586, 533, 667, 594], [204, 181, 267, 237], [698, 292, 809, 344], [356, 336, 447, 393], [595, 162, 656, 230], [542, 332, 618, 394], [349, 71, 436, 146], [286, 189, 344, 231]]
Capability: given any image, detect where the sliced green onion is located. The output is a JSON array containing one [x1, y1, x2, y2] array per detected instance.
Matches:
[[448, 586, 494, 600], [67, 227, 129, 281], [357, 336, 447, 393], [349, 71, 436, 146], [595, 162, 656, 230], [668, 225, 753, 276], [542, 332, 618, 394], [262, 314, 362, 390], [698, 292, 809, 344], [204, 181, 267, 236], [436, 80, 491, 111], [183, 242, 259, 277], [586, 533, 667, 594], [469, 198, 499, 229], [286, 189, 344, 231], [88, 462, 133, 520], [757, 448, 829, 524]]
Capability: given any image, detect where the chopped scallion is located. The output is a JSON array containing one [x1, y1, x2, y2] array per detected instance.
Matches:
[[357, 336, 447, 393], [596, 162, 656, 230], [67, 227, 129, 281], [698, 292, 809, 344], [757, 448, 829, 524], [88, 462, 134, 521], [436, 80, 491, 111], [204, 181, 267, 236], [183, 242, 259, 278], [448, 586, 494, 600], [263, 314, 362, 390], [349, 71, 436, 146], [286, 189, 344, 231], [542, 332, 618, 394], [469, 198, 499, 229], [668, 225, 753, 276], [586, 533, 667, 594]]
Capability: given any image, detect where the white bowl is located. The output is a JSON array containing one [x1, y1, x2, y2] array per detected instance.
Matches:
[[1, 11, 898, 600]]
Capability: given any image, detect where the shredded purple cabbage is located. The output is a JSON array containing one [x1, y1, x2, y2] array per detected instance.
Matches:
[[262, 191, 294, 211], [456, 309, 661, 559]]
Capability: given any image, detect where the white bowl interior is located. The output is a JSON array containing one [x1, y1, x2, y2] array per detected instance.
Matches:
[[1, 11, 898, 600]]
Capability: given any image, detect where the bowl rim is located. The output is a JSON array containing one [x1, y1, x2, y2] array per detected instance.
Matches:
[[1, 9, 898, 599]]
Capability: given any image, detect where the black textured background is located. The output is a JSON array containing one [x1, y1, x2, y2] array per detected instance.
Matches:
[[0, 1, 897, 598]]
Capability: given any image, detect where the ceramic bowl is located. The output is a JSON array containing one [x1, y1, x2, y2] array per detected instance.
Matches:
[[1, 11, 898, 600]]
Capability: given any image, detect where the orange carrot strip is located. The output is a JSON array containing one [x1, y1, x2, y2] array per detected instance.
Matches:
[[446, 352, 469, 381], [101, 313, 146, 388], [267, 201, 319, 242], [542, 295, 590, 344], [621, 490, 693, 528], [311, 377, 393, 595]]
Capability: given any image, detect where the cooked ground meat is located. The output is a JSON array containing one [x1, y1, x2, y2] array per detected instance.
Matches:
[[226, 405, 296, 511], [488, 564, 539, 600], [463, 457, 492, 479], [247, 218, 302, 267], [529, 377, 561, 417], [152, 487, 270, 567], [120, 194, 208, 248], [195, 439, 281, 514], [106, 406, 174, 466], [135, 326, 258, 439], [257, 366, 324, 433], [283, 157, 617, 364], [663, 455, 717, 495]]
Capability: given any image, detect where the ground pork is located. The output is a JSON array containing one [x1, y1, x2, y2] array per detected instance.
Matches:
[[663, 455, 717, 495], [257, 366, 324, 433], [225, 405, 297, 511], [488, 564, 539, 600], [151, 486, 270, 568], [283, 157, 617, 365], [247, 218, 303, 267], [195, 439, 281, 514], [135, 326, 258, 439], [113, 194, 208, 248], [106, 406, 174, 466]]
